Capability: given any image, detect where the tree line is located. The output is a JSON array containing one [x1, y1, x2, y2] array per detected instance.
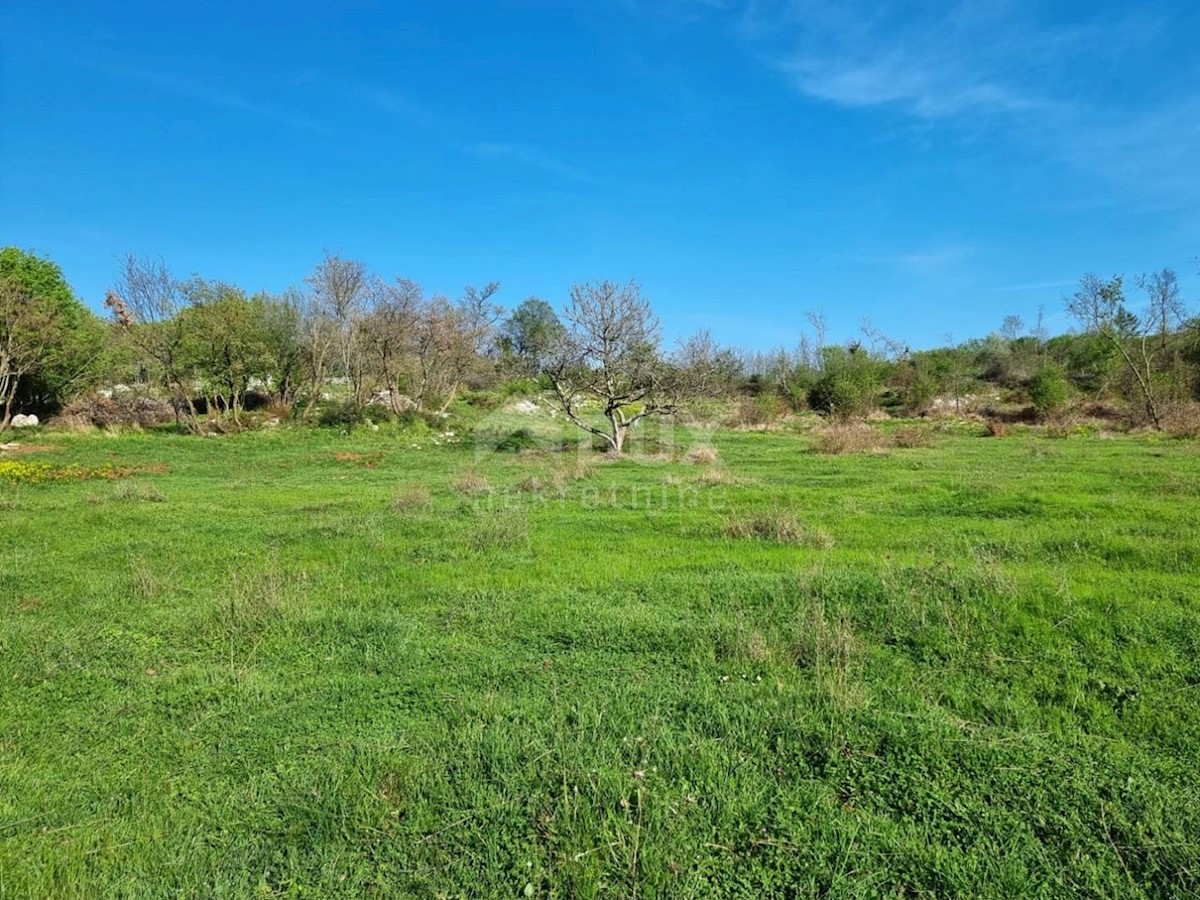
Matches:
[[2, 246, 1197, 442]]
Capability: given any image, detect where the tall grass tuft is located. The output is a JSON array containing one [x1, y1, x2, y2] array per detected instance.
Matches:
[[814, 424, 888, 455], [723, 510, 833, 548], [453, 471, 493, 496], [393, 484, 433, 512]]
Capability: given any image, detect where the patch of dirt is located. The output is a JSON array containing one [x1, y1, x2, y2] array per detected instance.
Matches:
[[0, 443, 55, 453], [332, 451, 383, 468]]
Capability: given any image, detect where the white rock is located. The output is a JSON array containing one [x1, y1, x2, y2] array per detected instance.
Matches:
[[11, 414, 39, 428]]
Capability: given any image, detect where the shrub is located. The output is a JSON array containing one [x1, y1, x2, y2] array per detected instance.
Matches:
[[363, 405, 396, 425], [466, 508, 529, 551], [58, 392, 175, 429], [898, 367, 940, 415], [808, 345, 885, 420], [452, 471, 493, 496], [698, 466, 747, 486], [985, 420, 1009, 438], [554, 459, 596, 483], [893, 425, 936, 449], [1163, 403, 1200, 437], [517, 474, 547, 493], [461, 391, 502, 412], [501, 378, 541, 397], [814, 424, 887, 455], [729, 393, 787, 429], [1029, 364, 1070, 418], [316, 400, 366, 430], [723, 510, 832, 548], [263, 400, 295, 421], [686, 446, 719, 465], [494, 428, 539, 453], [393, 485, 433, 512]]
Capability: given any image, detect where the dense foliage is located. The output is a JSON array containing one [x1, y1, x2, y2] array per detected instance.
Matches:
[[0, 248, 106, 423], [2, 247, 1197, 434]]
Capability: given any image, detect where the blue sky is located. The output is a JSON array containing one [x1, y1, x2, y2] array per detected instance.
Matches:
[[3, 0, 1198, 349]]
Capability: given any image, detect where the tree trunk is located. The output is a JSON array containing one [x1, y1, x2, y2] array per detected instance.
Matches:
[[1, 371, 18, 432], [608, 415, 627, 454]]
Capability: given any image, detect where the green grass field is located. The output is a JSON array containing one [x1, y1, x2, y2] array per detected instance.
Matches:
[[2, 419, 1199, 897]]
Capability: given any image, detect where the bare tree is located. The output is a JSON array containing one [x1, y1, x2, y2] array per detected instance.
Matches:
[[305, 252, 373, 406], [671, 329, 741, 400], [860, 318, 907, 359], [297, 288, 338, 419], [107, 254, 200, 428], [359, 278, 422, 414], [1137, 269, 1187, 350], [458, 281, 503, 356], [1031, 306, 1048, 359], [544, 280, 730, 453], [1066, 271, 1190, 429], [1001, 315, 1025, 343], [757, 311, 828, 411], [545, 280, 661, 453]]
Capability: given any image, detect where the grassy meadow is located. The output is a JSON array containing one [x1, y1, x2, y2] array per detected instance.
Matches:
[[2, 414, 1199, 897]]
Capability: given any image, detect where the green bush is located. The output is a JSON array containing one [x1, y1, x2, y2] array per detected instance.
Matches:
[[460, 390, 502, 412], [500, 378, 542, 398], [730, 392, 788, 427], [394, 408, 425, 429], [494, 427, 539, 453], [316, 400, 366, 430], [1029, 365, 1070, 417], [809, 345, 886, 420]]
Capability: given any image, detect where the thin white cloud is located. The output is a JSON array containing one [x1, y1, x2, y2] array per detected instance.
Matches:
[[105, 65, 326, 133], [658, 1, 1199, 201], [359, 85, 442, 130], [783, 55, 1036, 119], [862, 243, 974, 277], [340, 78, 594, 184], [468, 142, 594, 182], [755, 0, 1050, 120]]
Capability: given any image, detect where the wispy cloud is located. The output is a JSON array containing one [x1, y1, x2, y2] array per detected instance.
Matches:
[[662, 1, 1199, 202], [357, 84, 442, 130], [732, 1, 1157, 120], [105, 65, 326, 133], [348, 79, 595, 183], [783, 57, 1036, 119], [861, 243, 974, 277], [761, 3, 1046, 119], [467, 142, 593, 181]]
